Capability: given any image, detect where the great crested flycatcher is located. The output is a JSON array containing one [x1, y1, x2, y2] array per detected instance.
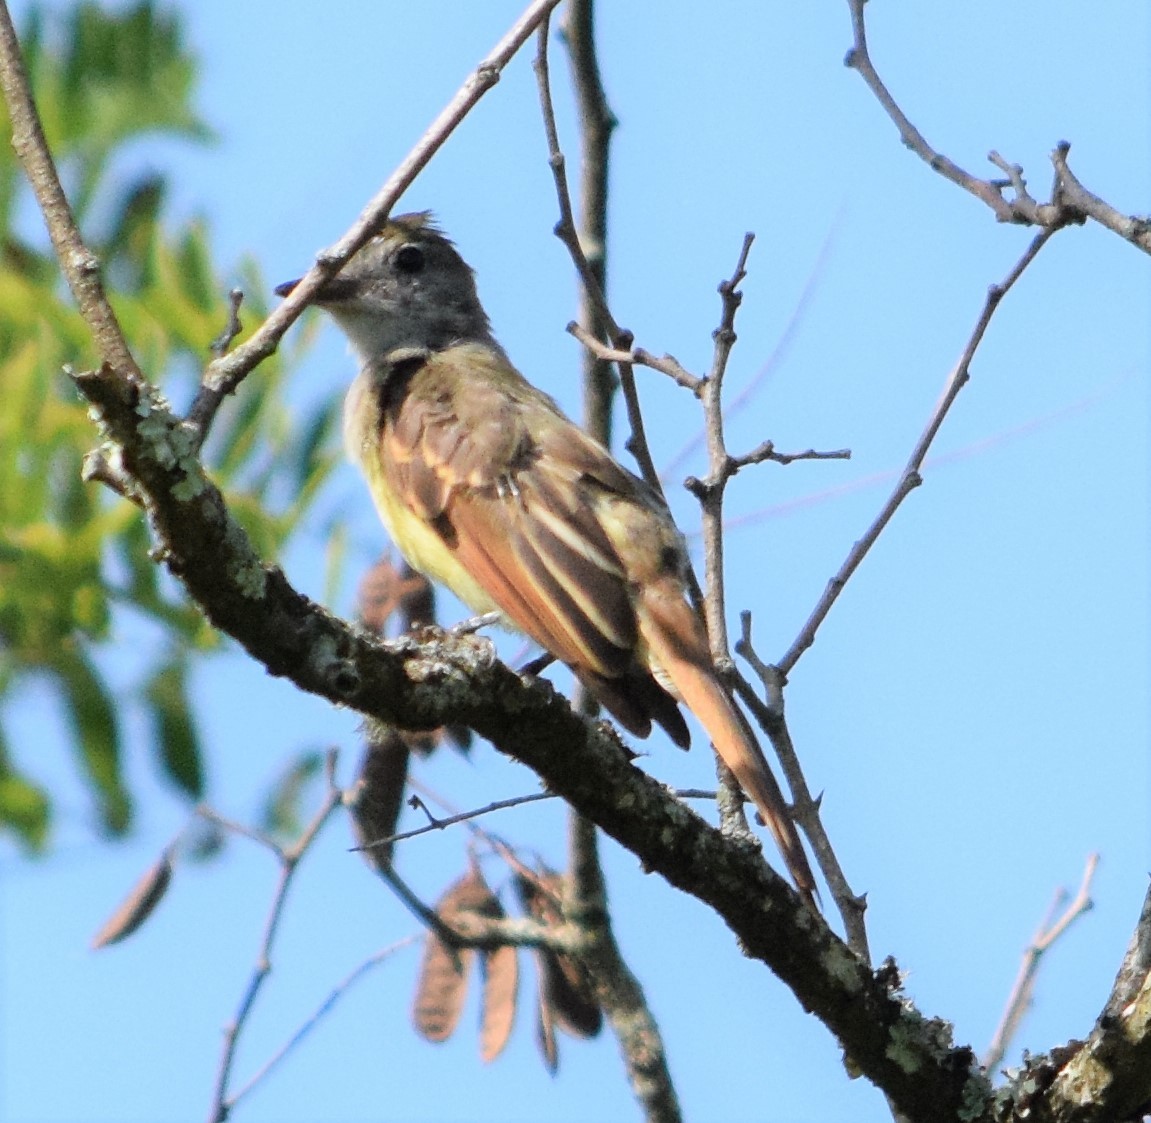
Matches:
[[277, 212, 816, 902]]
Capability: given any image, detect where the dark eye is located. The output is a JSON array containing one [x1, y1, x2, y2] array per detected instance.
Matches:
[[395, 244, 425, 274]]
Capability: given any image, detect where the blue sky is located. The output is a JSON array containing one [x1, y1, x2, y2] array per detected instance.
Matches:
[[3, 3, 1149, 1122]]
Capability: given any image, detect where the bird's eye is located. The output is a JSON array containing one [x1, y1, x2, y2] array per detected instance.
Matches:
[[395, 244, 425, 274]]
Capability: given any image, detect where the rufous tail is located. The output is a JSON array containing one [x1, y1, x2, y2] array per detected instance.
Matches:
[[640, 591, 817, 905]]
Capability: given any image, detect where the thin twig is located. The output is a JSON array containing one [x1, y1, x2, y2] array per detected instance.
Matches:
[[1050, 141, 1151, 256], [209, 289, 244, 357], [0, 2, 142, 381], [558, 0, 617, 442], [844, 0, 1151, 259], [351, 790, 559, 852], [664, 216, 842, 477], [694, 234, 754, 661], [731, 440, 851, 470], [983, 855, 1100, 1075], [225, 937, 419, 1111], [843, 0, 1048, 225], [734, 613, 870, 960], [777, 227, 1058, 676], [185, 0, 566, 446], [196, 805, 285, 858], [360, 781, 789, 854], [567, 321, 703, 395], [208, 751, 343, 1123], [532, 17, 664, 500]]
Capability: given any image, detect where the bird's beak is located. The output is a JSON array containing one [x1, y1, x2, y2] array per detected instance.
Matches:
[[274, 276, 358, 303]]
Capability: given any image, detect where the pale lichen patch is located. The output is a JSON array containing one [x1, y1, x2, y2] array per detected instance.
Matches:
[[957, 1072, 993, 1122], [222, 519, 267, 599], [885, 1013, 925, 1075], [821, 941, 864, 995]]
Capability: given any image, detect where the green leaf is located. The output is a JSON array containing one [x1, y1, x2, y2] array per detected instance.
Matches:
[[143, 655, 204, 799], [0, 731, 51, 852], [56, 644, 130, 835]]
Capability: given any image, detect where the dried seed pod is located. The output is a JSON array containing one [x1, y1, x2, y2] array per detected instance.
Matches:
[[348, 730, 410, 872], [90, 852, 173, 950], [413, 864, 510, 1046], [413, 933, 473, 1043], [535, 978, 559, 1075], [515, 869, 602, 1043], [478, 927, 519, 1061]]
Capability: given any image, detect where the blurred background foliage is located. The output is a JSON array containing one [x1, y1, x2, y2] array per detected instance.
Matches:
[[0, 1, 338, 852]]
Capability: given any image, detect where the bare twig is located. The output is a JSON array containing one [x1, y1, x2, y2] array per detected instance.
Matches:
[[185, 0, 566, 445], [225, 937, 419, 1112], [558, 0, 617, 442], [351, 790, 559, 852], [196, 805, 285, 856], [567, 321, 703, 395], [209, 289, 244, 357], [664, 217, 842, 477], [844, 1, 1151, 258], [1050, 141, 1151, 256], [843, 0, 1050, 225], [532, 16, 664, 500], [682, 235, 759, 831], [777, 228, 1058, 676], [734, 613, 870, 960], [208, 750, 343, 1123], [693, 234, 754, 661], [984, 855, 1100, 1074], [555, 6, 680, 1117], [731, 440, 851, 470], [358, 782, 794, 855], [0, 2, 142, 381]]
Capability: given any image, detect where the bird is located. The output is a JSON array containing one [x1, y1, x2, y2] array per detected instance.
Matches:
[[276, 212, 816, 902]]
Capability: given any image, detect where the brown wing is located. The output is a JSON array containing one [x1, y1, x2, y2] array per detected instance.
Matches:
[[377, 346, 689, 745]]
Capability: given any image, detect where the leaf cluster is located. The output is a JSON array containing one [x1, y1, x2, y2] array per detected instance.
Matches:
[[0, 2, 338, 851]]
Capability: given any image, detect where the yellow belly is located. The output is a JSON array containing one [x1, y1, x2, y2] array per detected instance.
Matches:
[[369, 462, 499, 615], [344, 368, 499, 616]]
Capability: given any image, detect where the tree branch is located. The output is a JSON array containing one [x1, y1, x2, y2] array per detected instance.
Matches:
[[555, 6, 680, 1118], [533, 16, 664, 500], [1007, 880, 1151, 1123], [0, 1, 143, 381], [185, 0, 566, 443], [777, 228, 1057, 676], [984, 855, 1100, 1075], [843, 2, 1150, 256], [208, 751, 343, 1123], [70, 350, 991, 1119], [7, 2, 1143, 1116]]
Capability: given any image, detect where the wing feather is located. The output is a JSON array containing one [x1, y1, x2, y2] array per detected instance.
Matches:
[[375, 346, 687, 742]]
